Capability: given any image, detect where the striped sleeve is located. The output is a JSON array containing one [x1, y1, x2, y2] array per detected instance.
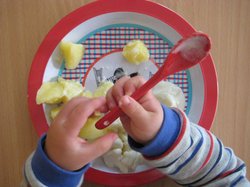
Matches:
[[129, 107, 250, 186]]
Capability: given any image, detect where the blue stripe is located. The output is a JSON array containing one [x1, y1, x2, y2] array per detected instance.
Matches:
[[169, 128, 204, 175], [230, 175, 245, 187], [179, 138, 223, 186], [157, 137, 194, 169], [220, 148, 233, 173], [200, 148, 233, 185], [215, 148, 233, 177], [232, 164, 246, 174], [203, 155, 246, 186]]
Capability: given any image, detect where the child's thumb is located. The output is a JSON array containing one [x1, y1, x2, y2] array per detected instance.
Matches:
[[86, 133, 118, 160], [119, 95, 147, 123]]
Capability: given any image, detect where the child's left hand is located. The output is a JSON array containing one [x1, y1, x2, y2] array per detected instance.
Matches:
[[44, 97, 118, 171]]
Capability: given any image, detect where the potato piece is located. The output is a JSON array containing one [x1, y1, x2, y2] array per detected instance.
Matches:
[[122, 40, 149, 65], [93, 81, 113, 98], [58, 77, 84, 102], [79, 116, 107, 140], [60, 41, 85, 69], [80, 90, 93, 98], [36, 82, 64, 104], [50, 106, 62, 120], [36, 77, 84, 105]]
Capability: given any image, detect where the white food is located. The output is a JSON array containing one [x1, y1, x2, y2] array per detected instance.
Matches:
[[152, 81, 186, 110], [102, 120, 142, 173]]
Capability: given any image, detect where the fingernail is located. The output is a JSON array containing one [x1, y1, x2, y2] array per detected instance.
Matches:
[[119, 96, 130, 107]]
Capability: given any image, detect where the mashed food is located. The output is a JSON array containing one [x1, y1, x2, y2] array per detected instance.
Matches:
[[122, 40, 150, 65], [153, 81, 186, 111]]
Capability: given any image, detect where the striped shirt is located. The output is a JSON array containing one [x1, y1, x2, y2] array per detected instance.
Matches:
[[23, 105, 250, 186]]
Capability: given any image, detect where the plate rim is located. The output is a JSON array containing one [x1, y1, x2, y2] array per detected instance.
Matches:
[[27, 0, 218, 186]]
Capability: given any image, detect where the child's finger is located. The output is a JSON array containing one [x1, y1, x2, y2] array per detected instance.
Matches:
[[64, 97, 107, 136], [96, 101, 109, 113], [123, 76, 146, 96], [106, 89, 118, 109], [84, 133, 118, 161], [111, 76, 130, 102], [119, 95, 148, 124], [54, 97, 89, 124]]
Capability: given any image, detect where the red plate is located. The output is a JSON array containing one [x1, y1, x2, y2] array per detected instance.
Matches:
[[27, 0, 218, 186]]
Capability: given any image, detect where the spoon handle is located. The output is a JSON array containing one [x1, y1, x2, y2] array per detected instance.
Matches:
[[95, 70, 164, 129]]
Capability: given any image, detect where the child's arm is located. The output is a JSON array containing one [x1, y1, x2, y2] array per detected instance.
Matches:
[[107, 76, 250, 186], [23, 97, 117, 187]]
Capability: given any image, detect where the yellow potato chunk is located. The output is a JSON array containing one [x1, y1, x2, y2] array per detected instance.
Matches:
[[36, 77, 84, 104], [78, 81, 114, 140], [80, 90, 93, 98], [60, 41, 85, 69], [36, 82, 64, 104], [93, 81, 114, 98], [79, 116, 107, 140], [50, 106, 62, 120], [58, 77, 84, 103], [122, 40, 149, 65]]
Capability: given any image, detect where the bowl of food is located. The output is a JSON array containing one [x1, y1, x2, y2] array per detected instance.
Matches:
[[27, 0, 218, 186]]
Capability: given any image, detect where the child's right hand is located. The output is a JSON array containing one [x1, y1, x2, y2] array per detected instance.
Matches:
[[106, 76, 164, 144], [45, 97, 117, 171]]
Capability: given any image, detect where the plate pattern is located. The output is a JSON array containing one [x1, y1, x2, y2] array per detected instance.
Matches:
[[59, 24, 192, 112]]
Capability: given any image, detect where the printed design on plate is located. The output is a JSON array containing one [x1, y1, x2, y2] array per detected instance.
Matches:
[[59, 24, 191, 113]]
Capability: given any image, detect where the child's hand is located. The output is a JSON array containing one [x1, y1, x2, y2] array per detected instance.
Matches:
[[106, 76, 163, 144], [45, 97, 118, 171]]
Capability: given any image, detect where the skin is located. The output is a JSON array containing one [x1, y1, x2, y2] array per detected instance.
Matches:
[[106, 76, 163, 144], [45, 76, 163, 171], [45, 97, 118, 171]]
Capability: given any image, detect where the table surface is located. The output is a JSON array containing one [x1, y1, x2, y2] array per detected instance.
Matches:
[[0, 0, 249, 186]]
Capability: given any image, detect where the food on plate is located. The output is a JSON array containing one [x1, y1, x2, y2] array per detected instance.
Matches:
[[60, 41, 85, 69], [122, 40, 150, 65], [58, 77, 84, 103], [80, 90, 93, 98], [93, 81, 114, 98], [36, 82, 64, 104], [152, 81, 186, 111], [102, 147, 142, 173], [36, 77, 84, 105], [79, 81, 114, 140], [50, 106, 62, 120], [79, 115, 108, 140], [103, 121, 142, 173]]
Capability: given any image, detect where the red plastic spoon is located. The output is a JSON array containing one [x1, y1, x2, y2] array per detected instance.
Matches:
[[95, 32, 211, 129]]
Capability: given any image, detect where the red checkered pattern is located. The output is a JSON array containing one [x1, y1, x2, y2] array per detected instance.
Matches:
[[61, 26, 189, 110]]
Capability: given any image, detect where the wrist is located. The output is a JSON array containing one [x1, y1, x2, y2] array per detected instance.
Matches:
[[129, 105, 181, 157], [31, 134, 90, 186]]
